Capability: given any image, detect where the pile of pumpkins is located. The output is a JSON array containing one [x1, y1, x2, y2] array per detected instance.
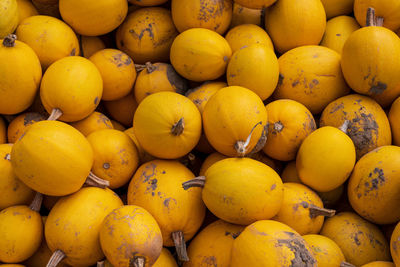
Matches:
[[2, 0, 400, 266]]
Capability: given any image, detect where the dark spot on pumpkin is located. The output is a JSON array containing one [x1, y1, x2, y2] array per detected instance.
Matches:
[[336, 33, 341, 36], [277, 73, 284, 86], [149, 179, 157, 191], [225, 231, 241, 239], [223, 56, 229, 62], [70, 48, 76, 56], [202, 256, 217, 267], [347, 113, 379, 159], [329, 102, 344, 114], [364, 168, 385, 194], [271, 184, 276, 190], [300, 201, 309, 209], [276, 231, 316, 266], [166, 64, 188, 94], [353, 231, 362, 246], [94, 97, 99, 105], [370, 81, 387, 94], [4, 153, 11, 161], [292, 80, 300, 87], [163, 197, 176, 208]]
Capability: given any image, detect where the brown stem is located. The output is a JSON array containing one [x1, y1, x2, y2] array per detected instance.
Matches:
[[129, 256, 146, 267], [182, 176, 206, 190], [47, 108, 63, 121], [3, 34, 17, 47], [366, 7, 376, 26], [339, 120, 350, 133], [5, 153, 11, 161], [145, 62, 156, 73], [235, 121, 263, 157], [340, 262, 356, 267], [376, 16, 384, 26], [97, 261, 105, 267], [46, 249, 66, 267], [247, 123, 268, 156], [85, 172, 110, 188], [172, 231, 189, 262], [309, 204, 336, 218], [29, 192, 43, 212], [274, 121, 284, 132], [171, 118, 184, 136]]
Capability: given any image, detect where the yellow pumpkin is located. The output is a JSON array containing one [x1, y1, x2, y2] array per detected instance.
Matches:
[[124, 127, 154, 164], [7, 112, 45, 143], [133, 92, 202, 159], [320, 0, 354, 19], [389, 96, 400, 145], [227, 44, 279, 100], [170, 28, 232, 82], [0, 35, 42, 115], [231, 220, 316, 266], [110, 120, 125, 131], [128, 0, 168, 6], [100, 205, 163, 267], [16, 0, 38, 24], [59, 0, 127, 36], [11, 120, 93, 196], [89, 49, 136, 101], [80, 36, 106, 58], [302, 234, 346, 267], [234, 0, 276, 9], [391, 222, 400, 266], [273, 45, 349, 114], [104, 93, 138, 127], [263, 99, 316, 161], [265, 0, 326, 54], [225, 24, 273, 54], [186, 81, 226, 114], [70, 111, 113, 137], [230, 3, 262, 28], [171, 0, 232, 34], [354, 0, 400, 30], [40, 56, 103, 122], [127, 160, 206, 261], [134, 62, 188, 104], [0, 0, 18, 38], [203, 86, 268, 157], [0, 117, 6, 143], [317, 185, 344, 208], [153, 248, 178, 267], [320, 16, 361, 54], [361, 262, 395, 267], [16, 15, 80, 69], [321, 212, 391, 266], [281, 161, 301, 183], [45, 187, 123, 267], [320, 94, 392, 159], [199, 152, 227, 176], [117, 7, 178, 64], [184, 220, 244, 267]]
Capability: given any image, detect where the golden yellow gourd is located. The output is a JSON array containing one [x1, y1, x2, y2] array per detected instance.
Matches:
[[354, 0, 400, 30], [100, 205, 163, 267], [16, 0, 38, 24], [104, 93, 138, 127], [186, 82, 226, 114], [320, 0, 354, 19], [0, 0, 18, 38], [361, 262, 395, 267], [199, 152, 227, 176], [7, 112, 45, 143], [302, 234, 346, 267], [389, 96, 400, 145], [225, 24, 273, 54], [80, 36, 106, 58], [230, 3, 262, 28], [234, 0, 276, 9], [70, 111, 113, 137], [170, 28, 232, 82], [153, 248, 178, 267], [0, 117, 6, 144], [124, 127, 154, 164], [16, 15, 80, 69]]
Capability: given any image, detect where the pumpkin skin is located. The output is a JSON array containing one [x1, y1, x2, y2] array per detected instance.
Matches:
[[11, 120, 93, 196], [296, 126, 356, 192], [16, 15, 80, 69], [70, 111, 113, 137], [263, 99, 316, 161], [0, 0, 18, 38], [320, 0, 354, 19], [129, 0, 168, 6], [7, 112, 45, 143], [59, 0, 128, 36], [391, 222, 400, 267], [361, 262, 395, 267], [302, 234, 346, 267], [320, 94, 392, 159], [40, 56, 103, 122], [127, 160, 206, 247], [227, 44, 279, 100], [133, 92, 202, 159], [104, 93, 138, 127], [321, 212, 391, 266], [354, 0, 400, 30], [153, 248, 178, 267], [80, 36, 106, 58], [186, 81, 227, 114], [389, 96, 400, 145], [203, 86, 268, 157], [348, 146, 400, 224], [199, 152, 228, 176], [99, 205, 163, 267], [117, 7, 178, 64], [110, 120, 126, 131], [45, 187, 123, 267], [170, 28, 232, 82], [0, 117, 6, 143], [230, 3, 262, 28], [281, 161, 301, 183], [341, 26, 400, 107], [274, 45, 349, 114], [171, 0, 232, 34], [320, 16, 360, 54], [265, 0, 326, 54], [124, 127, 155, 164], [0, 36, 42, 115], [225, 24, 273, 54], [234, 0, 276, 9], [16, 0, 39, 24], [231, 220, 316, 267]]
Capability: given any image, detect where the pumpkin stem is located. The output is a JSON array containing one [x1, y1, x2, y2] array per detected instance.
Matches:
[[366, 7, 375, 26], [182, 176, 206, 190], [145, 62, 156, 73], [247, 124, 268, 156], [29, 192, 43, 212], [3, 34, 17, 47], [339, 120, 350, 133], [46, 249, 66, 267], [376, 16, 384, 26], [129, 256, 146, 267], [235, 121, 263, 157], [172, 231, 189, 262], [97, 261, 105, 267], [340, 262, 356, 267], [171, 118, 184, 136], [274, 121, 284, 132], [85, 172, 110, 188], [47, 108, 63, 121], [308, 204, 336, 218]]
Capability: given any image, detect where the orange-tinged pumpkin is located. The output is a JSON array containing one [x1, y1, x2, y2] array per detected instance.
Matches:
[[40, 56, 103, 122], [117, 7, 178, 64], [263, 99, 316, 161], [16, 15, 80, 69], [70, 111, 113, 137], [0, 35, 42, 115], [320, 0, 354, 19], [110, 120, 125, 131], [0, 0, 18, 38], [59, 0, 128, 36], [389, 96, 400, 145], [170, 28, 232, 82], [7, 112, 45, 143], [133, 92, 202, 159], [354, 0, 400, 30], [128, 0, 168, 6], [225, 24, 273, 54], [281, 161, 301, 183], [302, 234, 346, 267], [230, 3, 262, 28], [361, 262, 395, 267], [16, 0, 39, 24], [153, 248, 178, 267], [234, 0, 276, 9], [104, 93, 138, 127], [199, 152, 228, 176], [265, 0, 326, 54], [80, 36, 106, 58], [0, 117, 6, 143], [186, 81, 226, 114], [273, 45, 349, 114]]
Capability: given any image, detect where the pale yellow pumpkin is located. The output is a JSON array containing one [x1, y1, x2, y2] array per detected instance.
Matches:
[[16, 0, 38, 24], [7, 112, 45, 143], [320, 0, 354, 19], [0, 0, 18, 38], [80, 36, 106, 58], [230, 3, 262, 28], [225, 24, 273, 54], [104, 93, 138, 127], [354, 0, 400, 30], [153, 248, 178, 267], [70, 111, 113, 137], [303, 234, 346, 267]]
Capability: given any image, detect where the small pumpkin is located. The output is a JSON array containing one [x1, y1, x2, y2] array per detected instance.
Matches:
[[361, 262, 395, 267], [70, 111, 113, 137], [354, 0, 400, 30], [225, 24, 274, 54], [199, 152, 228, 176], [128, 0, 168, 6], [281, 161, 301, 183], [0, 0, 18, 38], [104, 93, 138, 127], [389, 96, 400, 146], [7, 112, 45, 143], [0, 117, 6, 143], [320, 0, 354, 19], [234, 0, 276, 9], [124, 127, 154, 164], [153, 248, 178, 267], [16, 0, 39, 24], [230, 3, 262, 28], [80, 36, 106, 58], [186, 81, 226, 114]]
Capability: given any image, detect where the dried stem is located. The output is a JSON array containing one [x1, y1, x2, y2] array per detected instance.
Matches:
[[235, 121, 263, 157], [309, 204, 336, 218], [340, 262, 356, 267], [46, 249, 66, 267], [182, 176, 206, 190], [376, 16, 384, 26], [366, 7, 375, 26], [248, 123, 268, 155], [339, 120, 350, 133], [172, 231, 189, 262], [29, 192, 43, 212], [47, 108, 63, 121], [145, 62, 156, 73], [135, 64, 146, 72], [130, 256, 146, 267], [3, 34, 17, 47], [97, 261, 105, 267], [171, 118, 184, 136], [85, 172, 110, 188]]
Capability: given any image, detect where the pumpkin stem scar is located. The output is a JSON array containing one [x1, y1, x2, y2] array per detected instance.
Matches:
[[85, 172, 110, 188], [3, 34, 17, 47], [145, 62, 156, 73], [97, 261, 105, 267], [308, 204, 336, 218], [171, 117, 185, 136], [29, 192, 43, 212], [235, 121, 263, 157], [340, 261, 356, 267], [130, 256, 146, 267], [47, 108, 63, 121], [172, 231, 189, 262], [46, 249, 66, 267], [182, 176, 206, 190], [103, 162, 110, 169], [339, 120, 350, 133]]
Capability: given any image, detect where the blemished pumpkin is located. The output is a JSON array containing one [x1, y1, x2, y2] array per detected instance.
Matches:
[[59, 0, 127, 36], [230, 3, 262, 28], [0, 0, 18, 38], [234, 0, 276, 9], [133, 92, 202, 159], [389, 96, 400, 145], [171, 0, 232, 34], [104, 93, 138, 127], [170, 28, 232, 82], [134, 62, 188, 104], [231, 220, 316, 266], [263, 99, 316, 161], [16, 15, 80, 69], [225, 24, 273, 54], [354, 0, 400, 30], [0, 117, 6, 143], [321, 212, 391, 266], [128, 160, 206, 261], [100, 205, 163, 267], [202, 86, 268, 157], [70, 111, 113, 137], [184, 220, 244, 267], [186, 81, 227, 114], [7, 112, 45, 143], [80, 36, 106, 58], [320, 0, 354, 19], [273, 45, 349, 114], [45, 187, 123, 267], [40, 56, 103, 122], [117, 7, 178, 64], [153, 248, 178, 267], [265, 0, 326, 54], [0, 34, 42, 115], [128, 0, 168, 6], [16, 0, 39, 24], [227, 44, 279, 101]]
